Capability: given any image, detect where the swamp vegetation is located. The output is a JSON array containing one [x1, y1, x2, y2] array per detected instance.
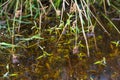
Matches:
[[0, 0, 120, 80]]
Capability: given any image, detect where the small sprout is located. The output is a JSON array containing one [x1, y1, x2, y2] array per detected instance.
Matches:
[[73, 46, 79, 54], [21, 34, 44, 41], [94, 57, 106, 66], [37, 51, 52, 59], [77, 53, 86, 60], [111, 41, 120, 47]]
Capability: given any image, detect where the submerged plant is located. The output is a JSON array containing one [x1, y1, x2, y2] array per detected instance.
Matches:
[[0, 0, 120, 79]]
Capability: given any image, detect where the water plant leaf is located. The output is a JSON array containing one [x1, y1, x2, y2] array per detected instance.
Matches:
[[94, 61, 103, 65], [111, 41, 120, 47], [0, 42, 18, 48], [94, 57, 106, 66], [21, 34, 44, 41], [77, 53, 86, 60], [37, 51, 52, 59], [9, 73, 18, 77], [36, 55, 45, 59]]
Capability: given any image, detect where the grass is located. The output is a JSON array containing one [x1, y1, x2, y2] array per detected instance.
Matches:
[[0, 0, 120, 79]]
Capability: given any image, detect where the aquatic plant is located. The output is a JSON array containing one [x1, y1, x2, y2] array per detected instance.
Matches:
[[0, 0, 120, 79]]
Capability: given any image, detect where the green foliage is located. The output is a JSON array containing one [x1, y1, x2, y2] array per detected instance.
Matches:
[[111, 41, 120, 47], [21, 34, 43, 41], [0, 42, 18, 49], [37, 51, 52, 59], [54, 0, 61, 9], [94, 57, 106, 66], [0, 0, 120, 79]]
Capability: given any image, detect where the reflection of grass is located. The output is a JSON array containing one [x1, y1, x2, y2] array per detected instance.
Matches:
[[0, 0, 120, 79], [102, 13, 120, 34]]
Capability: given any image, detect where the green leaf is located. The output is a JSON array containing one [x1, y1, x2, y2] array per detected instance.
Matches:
[[36, 55, 44, 59], [94, 61, 102, 65], [37, 51, 52, 59], [9, 73, 18, 77], [111, 41, 120, 47], [94, 57, 106, 66], [0, 42, 18, 48], [54, 0, 61, 9], [21, 34, 44, 41]]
